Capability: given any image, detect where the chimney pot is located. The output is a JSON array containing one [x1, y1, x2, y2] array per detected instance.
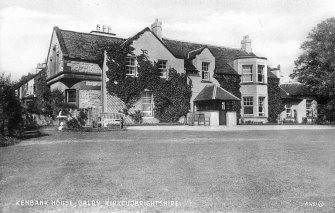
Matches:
[[107, 26, 111, 33], [102, 25, 106, 32], [96, 24, 100, 32]]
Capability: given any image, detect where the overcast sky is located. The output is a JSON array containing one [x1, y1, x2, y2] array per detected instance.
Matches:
[[1, 0, 335, 81]]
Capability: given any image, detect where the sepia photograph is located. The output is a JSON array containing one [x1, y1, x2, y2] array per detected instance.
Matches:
[[1, 0, 335, 212]]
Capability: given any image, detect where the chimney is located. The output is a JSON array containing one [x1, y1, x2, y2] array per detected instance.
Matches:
[[90, 24, 116, 37], [271, 64, 284, 83], [241, 35, 252, 53], [96, 24, 100, 32], [102, 25, 106, 32], [107, 26, 111, 33], [151, 18, 162, 40]]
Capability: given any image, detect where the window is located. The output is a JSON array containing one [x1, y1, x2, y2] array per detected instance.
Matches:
[[158, 60, 167, 78], [285, 103, 292, 117], [242, 65, 253, 82], [258, 97, 265, 116], [125, 57, 137, 76], [306, 100, 313, 117], [142, 91, 153, 117], [243, 97, 253, 115], [66, 90, 76, 104], [202, 62, 210, 81], [258, 65, 264, 82]]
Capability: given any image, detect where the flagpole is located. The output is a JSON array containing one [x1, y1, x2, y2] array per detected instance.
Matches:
[[102, 50, 108, 113]]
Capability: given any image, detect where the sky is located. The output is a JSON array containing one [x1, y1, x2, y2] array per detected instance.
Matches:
[[0, 0, 335, 81]]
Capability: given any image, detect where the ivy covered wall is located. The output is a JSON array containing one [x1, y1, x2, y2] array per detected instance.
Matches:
[[215, 74, 242, 119], [267, 77, 285, 123]]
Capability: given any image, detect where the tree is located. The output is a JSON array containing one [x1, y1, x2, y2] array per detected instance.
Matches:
[[0, 73, 23, 136], [290, 17, 335, 121]]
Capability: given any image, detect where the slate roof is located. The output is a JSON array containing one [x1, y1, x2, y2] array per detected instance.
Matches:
[[54, 26, 257, 75], [163, 38, 256, 75], [280, 83, 315, 98], [194, 85, 240, 102], [55, 27, 125, 62]]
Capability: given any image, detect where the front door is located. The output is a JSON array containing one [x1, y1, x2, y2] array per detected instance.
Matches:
[[219, 101, 226, 125]]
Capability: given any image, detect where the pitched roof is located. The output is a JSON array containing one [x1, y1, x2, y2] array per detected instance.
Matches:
[[163, 38, 256, 75], [280, 83, 315, 97], [194, 85, 240, 102], [55, 27, 125, 62], [54, 26, 257, 75]]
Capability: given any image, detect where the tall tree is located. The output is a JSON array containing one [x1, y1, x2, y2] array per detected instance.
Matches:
[[0, 73, 23, 136], [290, 17, 335, 121]]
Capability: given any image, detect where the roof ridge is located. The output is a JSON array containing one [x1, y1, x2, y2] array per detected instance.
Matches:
[[59, 28, 126, 40], [163, 37, 242, 51]]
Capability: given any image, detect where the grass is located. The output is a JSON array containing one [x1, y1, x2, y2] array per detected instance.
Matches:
[[1, 129, 335, 212]]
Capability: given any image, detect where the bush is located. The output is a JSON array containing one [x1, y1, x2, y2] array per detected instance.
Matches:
[[67, 118, 81, 129], [129, 110, 143, 124]]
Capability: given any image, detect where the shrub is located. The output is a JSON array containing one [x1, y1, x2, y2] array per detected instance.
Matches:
[[129, 110, 143, 124], [67, 118, 81, 129]]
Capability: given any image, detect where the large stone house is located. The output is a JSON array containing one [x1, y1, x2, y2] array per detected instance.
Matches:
[[44, 19, 281, 125]]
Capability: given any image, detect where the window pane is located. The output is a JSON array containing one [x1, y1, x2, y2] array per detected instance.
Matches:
[[158, 60, 167, 78], [202, 62, 210, 80], [242, 65, 253, 82], [142, 91, 153, 117]]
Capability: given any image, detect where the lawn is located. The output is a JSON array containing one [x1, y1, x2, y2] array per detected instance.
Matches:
[[0, 129, 335, 212]]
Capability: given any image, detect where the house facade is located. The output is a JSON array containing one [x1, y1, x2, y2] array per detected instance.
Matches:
[[280, 83, 318, 123], [43, 19, 280, 125]]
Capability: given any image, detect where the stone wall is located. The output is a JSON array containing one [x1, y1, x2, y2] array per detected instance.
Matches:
[[79, 90, 101, 109]]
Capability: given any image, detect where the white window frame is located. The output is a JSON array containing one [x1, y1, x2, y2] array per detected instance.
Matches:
[[257, 65, 264, 83], [243, 96, 254, 116], [306, 100, 313, 117], [158, 60, 167, 78], [242, 65, 253, 82], [202, 62, 210, 81], [285, 103, 292, 118], [125, 57, 137, 76], [258, 96, 265, 117], [142, 91, 154, 117]]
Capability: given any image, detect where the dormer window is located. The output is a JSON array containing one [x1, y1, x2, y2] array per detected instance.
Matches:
[[158, 60, 167, 78], [258, 65, 264, 83], [242, 65, 253, 82], [202, 62, 210, 81], [125, 57, 137, 76]]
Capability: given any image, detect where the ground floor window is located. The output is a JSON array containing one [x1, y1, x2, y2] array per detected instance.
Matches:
[[285, 103, 292, 117], [66, 89, 76, 105], [142, 91, 154, 117], [306, 100, 313, 117], [243, 97, 253, 115], [258, 97, 265, 116]]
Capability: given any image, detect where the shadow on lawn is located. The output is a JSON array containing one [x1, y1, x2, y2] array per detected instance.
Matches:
[[0, 131, 50, 147]]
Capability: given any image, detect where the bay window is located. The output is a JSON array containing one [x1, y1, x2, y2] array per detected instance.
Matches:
[[242, 65, 253, 82], [258, 65, 264, 83], [243, 97, 253, 115], [258, 97, 265, 116]]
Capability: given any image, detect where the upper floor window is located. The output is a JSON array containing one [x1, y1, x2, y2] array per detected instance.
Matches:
[[158, 60, 167, 78], [258, 65, 264, 83], [125, 57, 137, 76], [258, 97, 265, 116], [243, 97, 253, 115], [66, 89, 76, 105], [242, 65, 253, 82], [202, 62, 210, 81], [142, 91, 154, 117], [306, 100, 313, 117]]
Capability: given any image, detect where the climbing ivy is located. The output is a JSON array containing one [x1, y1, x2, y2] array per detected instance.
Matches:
[[215, 74, 242, 119], [105, 44, 192, 122], [268, 77, 285, 123]]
